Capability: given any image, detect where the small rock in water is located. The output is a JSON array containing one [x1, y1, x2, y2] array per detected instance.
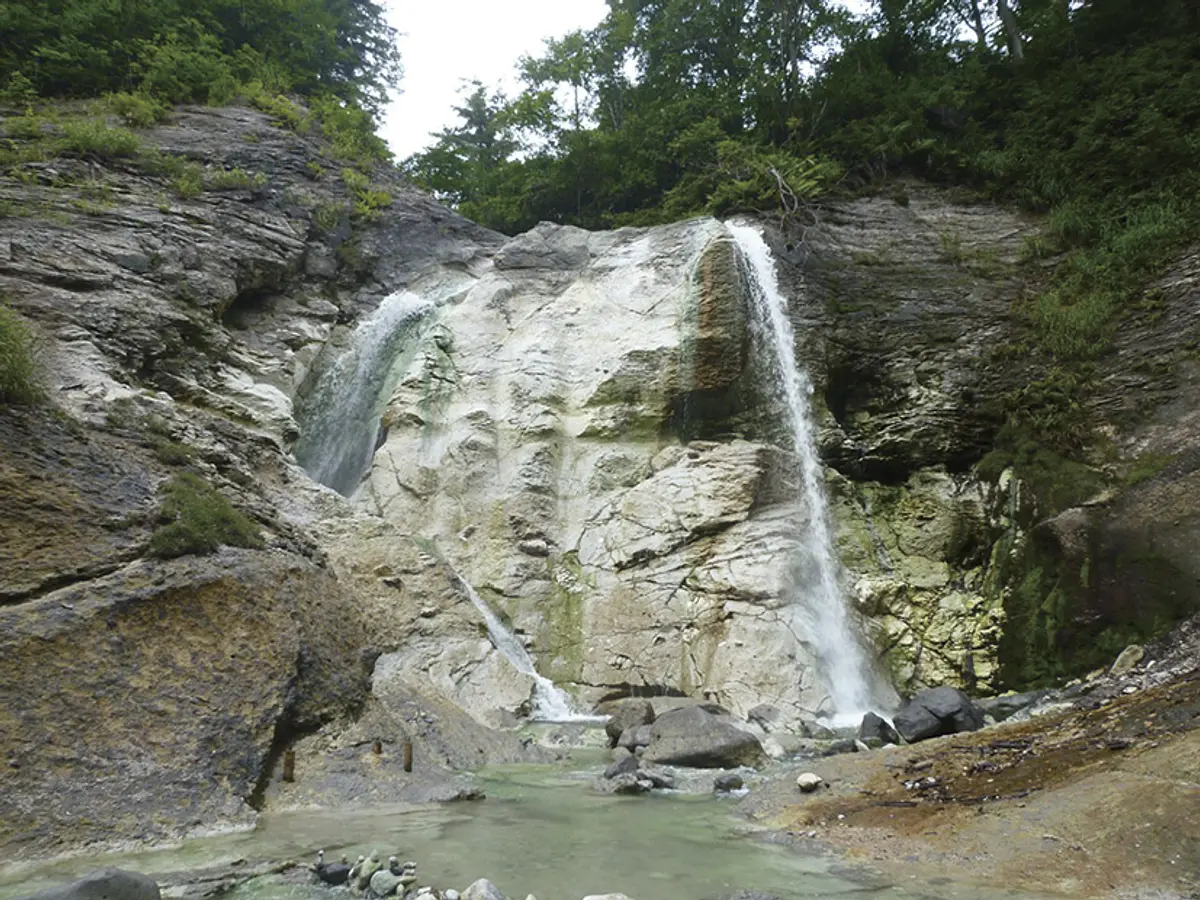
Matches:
[[462, 880, 504, 900], [796, 772, 823, 793], [714, 773, 744, 793], [581, 895, 638, 900], [604, 752, 639, 779], [639, 767, 676, 790], [444, 892, 461, 900]]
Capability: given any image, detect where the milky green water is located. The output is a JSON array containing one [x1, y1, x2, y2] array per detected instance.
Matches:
[[0, 762, 1052, 900]]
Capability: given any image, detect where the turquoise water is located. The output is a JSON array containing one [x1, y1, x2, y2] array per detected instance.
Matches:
[[0, 763, 1050, 900]]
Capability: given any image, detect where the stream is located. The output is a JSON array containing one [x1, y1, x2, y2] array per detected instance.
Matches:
[[0, 758, 1055, 900]]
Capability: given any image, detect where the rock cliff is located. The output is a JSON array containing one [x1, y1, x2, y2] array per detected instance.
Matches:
[[2, 103, 1198, 855]]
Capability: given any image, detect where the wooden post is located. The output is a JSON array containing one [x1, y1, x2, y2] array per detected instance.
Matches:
[[281, 750, 295, 783], [402, 739, 413, 773]]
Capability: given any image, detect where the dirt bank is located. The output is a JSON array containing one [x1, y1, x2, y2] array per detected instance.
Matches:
[[742, 635, 1200, 898]]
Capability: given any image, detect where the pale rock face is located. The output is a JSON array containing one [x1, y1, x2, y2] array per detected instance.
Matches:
[[354, 220, 838, 726]]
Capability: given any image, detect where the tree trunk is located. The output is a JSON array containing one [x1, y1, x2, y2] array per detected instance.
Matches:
[[996, 0, 1025, 62]]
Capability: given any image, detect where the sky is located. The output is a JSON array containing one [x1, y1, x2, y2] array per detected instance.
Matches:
[[382, 0, 610, 160]]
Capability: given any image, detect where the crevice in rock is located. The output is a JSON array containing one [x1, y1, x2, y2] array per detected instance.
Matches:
[[0, 559, 140, 608], [246, 705, 321, 813], [596, 684, 689, 703]]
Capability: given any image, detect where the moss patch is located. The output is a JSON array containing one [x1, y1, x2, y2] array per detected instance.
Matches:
[[149, 471, 263, 558]]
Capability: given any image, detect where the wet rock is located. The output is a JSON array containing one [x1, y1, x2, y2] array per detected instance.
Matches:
[[858, 712, 900, 745], [714, 773, 745, 792], [639, 767, 676, 790], [893, 687, 984, 743], [601, 698, 655, 747], [581, 895, 638, 900], [16, 870, 160, 900], [796, 772, 823, 793], [604, 752, 640, 779], [641, 706, 767, 769], [369, 868, 403, 897], [597, 773, 652, 795], [617, 724, 653, 751]]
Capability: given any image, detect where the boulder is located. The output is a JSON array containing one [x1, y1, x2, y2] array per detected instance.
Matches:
[[796, 772, 823, 793], [746, 704, 781, 731], [714, 773, 744, 792], [641, 706, 767, 769], [597, 773, 652, 795], [820, 739, 860, 757], [616, 723, 653, 751], [858, 711, 900, 745], [1110, 644, 1145, 676], [16, 870, 160, 900], [604, 752, 640, 779], [602, 698, 655, 747], [369, 870, 403, 898], [893, 687, 985, 743], [462, 880, 504, 900], [976, 690, 1050, 723], [639, 767, 676, 790]]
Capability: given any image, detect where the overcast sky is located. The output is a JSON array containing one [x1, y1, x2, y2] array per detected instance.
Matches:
[[381, 0, 609, 160]]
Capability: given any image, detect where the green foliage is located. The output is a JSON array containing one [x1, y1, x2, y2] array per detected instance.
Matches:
[[0, 71, 38, 109], [149, 436, 194, 466], [135, 23, 239, 105], [57, 120, 143, 158], [310, 94, 391, 167], [313, 201, 348, 232], [206, 167, 267, 191], [1, 0, 400, 113], [342, 167, 392, 221], [0, 302, 41, 405], [169, 163, 204, 198], [105, 91, 168, 128], [149, 471, 263, 558]]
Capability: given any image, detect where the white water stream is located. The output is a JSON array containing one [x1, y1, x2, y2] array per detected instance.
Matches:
[[727, 223, 891, 724], [293, 290, 434, 496], [450, 571, 602, 724]]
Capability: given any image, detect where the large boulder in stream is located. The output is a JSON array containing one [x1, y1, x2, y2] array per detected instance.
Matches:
[[892, 686, 985, 743], [640, 705, 768, 768], [16, 870, 160, 900]]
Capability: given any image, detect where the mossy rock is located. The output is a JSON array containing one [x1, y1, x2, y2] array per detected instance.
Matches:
[[149, 471, 264, 558]]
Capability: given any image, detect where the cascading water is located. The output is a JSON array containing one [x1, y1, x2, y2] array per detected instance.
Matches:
[[726, 222, 892, 724], [293, 290, 434, 496], [449, 570, 602, 724]]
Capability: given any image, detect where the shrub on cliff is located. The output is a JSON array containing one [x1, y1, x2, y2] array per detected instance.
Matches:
[[149, 471, 264, 558], [0, 304, 41, 406]]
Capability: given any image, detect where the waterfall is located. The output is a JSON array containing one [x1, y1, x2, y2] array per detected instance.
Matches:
[[293, 290, 434, 496], [450, 570, 603, 724], [726, 222, 890, 724]]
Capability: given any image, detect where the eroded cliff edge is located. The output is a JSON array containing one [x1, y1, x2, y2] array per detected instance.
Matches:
[[1, 102, 1198, 857]]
